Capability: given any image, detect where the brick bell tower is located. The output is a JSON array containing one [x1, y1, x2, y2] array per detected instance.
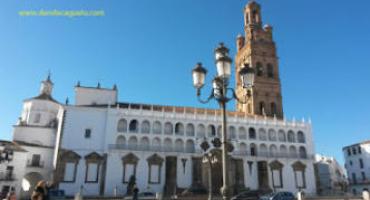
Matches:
[[235, 0, 284, 119]]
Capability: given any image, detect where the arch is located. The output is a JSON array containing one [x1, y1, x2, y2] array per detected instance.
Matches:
[[239, 142, 247, 153], [280, 145, 287, 157], [141, 120, 150, 134], [185, 140, 195, 153], [117, 119, 127, 133], [175, 122, 184, 136], [128, 136, 138, 150], [270, 102, 277, 116], [250, 143, 257, 156], [297, 131, 306, 143], [20, 172, 44, 200], [269, 144, 278, 157], [175, 139, 184, 152], [299, 146, 307, 158], [129, 119, 139, 133], [152, 121, 162, 134], [116, 135, 126, 148], [249, 127, 256, 139], [278, 130, 286, 142], [207, 124, 216, 137], [287, 130, 295, 143], [238, 127, 247, 140], [229, 126, 236, 140], [164, 122, 173, 135], [152, 137, 161, 151], [259, 101, 265, 114], [163, 138, 173, 152], [197, 124, 206, 138], [186, 123, 195, 136], [268, 129, 276, 141], [258, 128, 267, 141], [259, 143, 268, 156], [217, 125, 222, 138], [140, 137, 150, 151], [289, 146, 297, 158], [267, 63, 274, 78], [256, 62, 263, 76]]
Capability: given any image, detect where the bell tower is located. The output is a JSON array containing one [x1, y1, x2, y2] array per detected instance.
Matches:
[[235, 1, 284, 119]]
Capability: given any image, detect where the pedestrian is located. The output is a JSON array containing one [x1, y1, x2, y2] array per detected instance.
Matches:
[[31, 180, 48, 200], [4, 191, 16, 200], [363, 188, 369, 200], [133, 184, 139, 200]]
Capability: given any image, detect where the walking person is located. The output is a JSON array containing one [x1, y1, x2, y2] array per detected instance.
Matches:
[[133, 184, 139, 200]]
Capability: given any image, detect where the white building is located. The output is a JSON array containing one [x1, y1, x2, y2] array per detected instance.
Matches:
[[1, 1, 318, 199], [314, 154, 347, 195], [343, 141, 370, 195]]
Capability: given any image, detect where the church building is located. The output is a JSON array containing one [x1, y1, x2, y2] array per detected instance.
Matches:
[[1, 1, 316, 198]]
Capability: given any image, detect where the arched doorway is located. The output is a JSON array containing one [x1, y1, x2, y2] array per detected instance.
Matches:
[[20, 172, 43, 200]]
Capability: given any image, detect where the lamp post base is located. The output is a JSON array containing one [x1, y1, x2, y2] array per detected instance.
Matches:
[[220, 186, 231, 200]]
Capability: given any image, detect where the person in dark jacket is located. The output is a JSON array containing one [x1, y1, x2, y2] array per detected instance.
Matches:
[[133, 184, 139, 200]]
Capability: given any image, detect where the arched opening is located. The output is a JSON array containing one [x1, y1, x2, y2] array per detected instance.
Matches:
[[289, 146, 297, 158], [140, 137, 150, 151], [185, 140, 195, 153], [116, 135, 126, 149], [238, 127, 247, 140], [278, 130, 286, 142], [256, 62, 263, 76], [197, 124, 206, 138], [175, 123, 184, 136], [152, 121, 162, 134], [20, 172, 43, 200], [259, 101, 265, 114], [268, 129, 276, 141], [141, 120, 150, 134], [229, 126, 236, 140], [152, 137, 161, 151], [175, 139, 184, 152], [260, 144, 268, 156], [267, 63, 274, 78], [128, 136, 138, 150], [258, 128, 267, 141], [297, 131, 306, 143], [117, 119, 127, 133], [270, 102, 277, 116], [186, 123, 195, 136], [280, 145, 287, 157], [239, 143, 247, 154], [164, 122, 173, 135], [207, 125, 216, 137], [250, 143, 257, 156], [299, 146, 307, 158], [249, 127, 256, 139], [288, 130, 295, 143], [269, 145, 277, 157], [129, 120, 139, 133], [164, 138, 173, 152]]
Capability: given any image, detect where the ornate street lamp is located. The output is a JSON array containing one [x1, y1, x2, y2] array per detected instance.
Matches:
[[192, 42, 255, 200]]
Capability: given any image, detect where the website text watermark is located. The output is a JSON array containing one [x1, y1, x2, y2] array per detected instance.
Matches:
[[19, 10, 105, 17]]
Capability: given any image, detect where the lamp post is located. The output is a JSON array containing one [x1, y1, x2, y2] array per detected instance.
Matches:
[[192, 43, 255, 200]]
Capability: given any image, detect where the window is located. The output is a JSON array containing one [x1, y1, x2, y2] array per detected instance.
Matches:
[[352, 173, 357, 184], [175, 123, 184, 136], [360, 159, 364, 169], [122, 153, 139, 183], [34, 113, 41, 123], [352, 147, 357, 155], [268, 129, 276, 141], [164, 122, 173, 135], [60, 151, 80, 183], [229, 126, 236, 140], [256, 62, 263, 76], [259, 101, 265, 114], [361, 172, 366, 181], [197, 124, 206, 138], [358, 146, 362, 154], [152, 121, 162, 134], [31, 154, 41, 167], [64, 162, 77, 182], [147, 154, 163, 184], [297, 131, 305, 143], [85, 129, 91, 138], [270, 161, 283, 188], [141, 120, 150, 134], [85, 163, 99, 183], [238, 127, 247, 140], [350, 160, 353, 166], [292, 161, 306, 189], [129, 120, 139, 133], [117, 119, 127, 132], [186, 124, 195, 137], [267, 64, 274, 78], [270, 102, 277, 116], [347, 148, 351, 156], [278, 130, 286, 142], [299, 147, 307, 159], [207, 125, 216, 137], [249, 128, 256, 139], [250, 143, 257, 156], [258, 128, 267, 141], [287, 131, 295, 143]]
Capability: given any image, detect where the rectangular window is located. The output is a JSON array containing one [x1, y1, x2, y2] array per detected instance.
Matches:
[[85, 129, 91, 138], [360, 159, 364, 169], [31, 154, 41, 166], [85, 163, 99, 183], [352, 173, 357, 184], [361, 172, 366, 181], [149, 165, 160, 184], [123, 164, 135, 183], [272, 170, 282, 188], [358, 146, 362, 154], [347, 148, 351, 156], [64, 162, 77, 182], [294, 171, 306, 189]]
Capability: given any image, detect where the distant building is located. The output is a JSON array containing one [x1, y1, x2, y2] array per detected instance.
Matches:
[[314, 154, 347, 195], [343, 141, 370, 195]]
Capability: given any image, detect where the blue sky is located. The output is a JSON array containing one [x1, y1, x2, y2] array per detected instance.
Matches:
[[1, 0, 370, 165]]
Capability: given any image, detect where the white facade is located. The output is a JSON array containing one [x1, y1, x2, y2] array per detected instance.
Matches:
[[343, 141, 370, 195], [314, 154, 347, 195]]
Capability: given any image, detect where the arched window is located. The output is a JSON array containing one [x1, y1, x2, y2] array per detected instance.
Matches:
[[299, 146, 307, 158], [260, 144, 268, 156], [140, 137, 150, 151], [297, 131, 305, 143], [239, 143, 247, 153], [186, 124, 195, 136], [289, 146, 297, 158], [270, 102, 277, 116], [164, 138, 173, 152], [287, 130, 295, 143], [256, 62, 263, 76], [229, 126, 236, 140], [259, 101, 265, 114], [141, 120, 150, 134], [268, 129, 276, 141], [175, 139, 184, 152], [152, 137, 161, 151], [238, 127, 247, 140], [186, 140, 195, 153], [152, 121, 162, 134], [267, 63, 274, 78], [258, 128, 267, 141], [117, 119, 127, 132], [128, 136, 138, 150], [164, 122, 173, 135], [116, 135, 126, 148], [207, 125, 216, 137], [269, 145, 277, 157], [249, 127, 256, 139], [175, 123, 184, 136], [217, 125, 222, 138], [197, 124, 206, 138], [278, 130, 286, 142], [280, 145, 287, 157], [129, 120, 139, 133], [250, 143, 257, 156]]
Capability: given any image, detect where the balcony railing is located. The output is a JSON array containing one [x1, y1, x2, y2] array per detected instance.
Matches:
[[26, 160, 44, 168], [108, 144, 198, 153], [232, 150, 314, 159], [0, 172, 15, 181]]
